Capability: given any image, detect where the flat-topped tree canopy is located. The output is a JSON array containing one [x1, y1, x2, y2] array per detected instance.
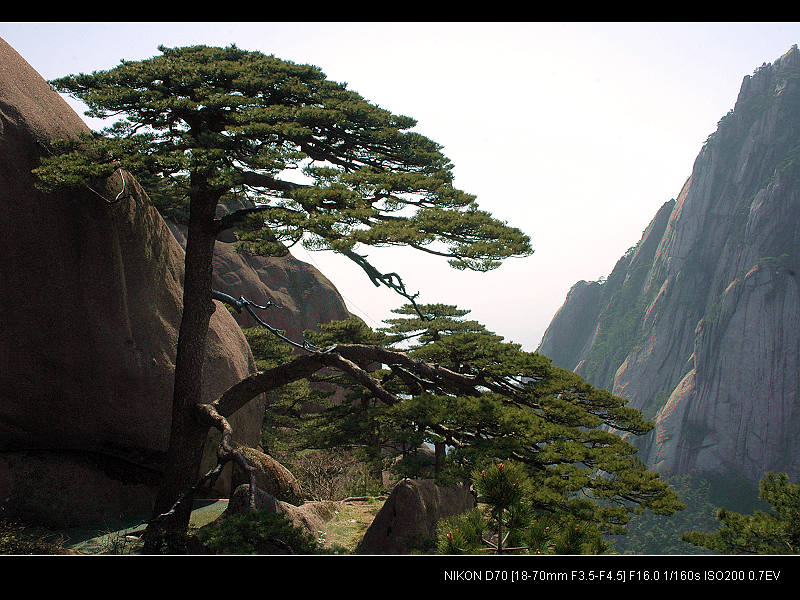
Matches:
[[36, 44, 532, 284]]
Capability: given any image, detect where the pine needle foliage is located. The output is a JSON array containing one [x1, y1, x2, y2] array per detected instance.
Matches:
[[437, 461, 611, 554], [34, 44, 532, 272], [301, 304, 683, 537], [193, 510, 321, 555]]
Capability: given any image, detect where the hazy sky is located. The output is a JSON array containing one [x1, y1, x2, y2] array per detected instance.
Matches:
[[2, 22, 799, 350]]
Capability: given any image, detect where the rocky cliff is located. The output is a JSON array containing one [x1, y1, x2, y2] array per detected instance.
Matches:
[[0, 38, 358, 529], [539, 46, 800, 485], [0, 38, 268, 527]]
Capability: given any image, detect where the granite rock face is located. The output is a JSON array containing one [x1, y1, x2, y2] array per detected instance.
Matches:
[[0, 38, 265, 527], [355, 478, 475, 554], [223, 484, 338, 538], [168, 205, 350, 343], [539, 46, 800, 484]]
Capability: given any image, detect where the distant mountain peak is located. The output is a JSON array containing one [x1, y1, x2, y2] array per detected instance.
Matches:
[[539, 46, 800, 486]]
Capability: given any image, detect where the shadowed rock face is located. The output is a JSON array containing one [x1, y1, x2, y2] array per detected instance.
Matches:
[[539, 46, 800, 484], [0, 37, 265, 527]]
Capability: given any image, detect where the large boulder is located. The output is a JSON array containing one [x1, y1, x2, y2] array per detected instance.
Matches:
[[356, 478, 475, 554], [223, 484, 338, 538], [0, 37, 265, 527], [230, 446, 303, 506]]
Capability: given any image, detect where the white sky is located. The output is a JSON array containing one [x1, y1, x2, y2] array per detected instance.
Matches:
[[2, 22, 799, 350]]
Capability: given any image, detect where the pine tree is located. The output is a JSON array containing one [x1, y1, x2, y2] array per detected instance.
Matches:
[[614, 473, 719, 554], [303, 305, 684, 538], [437, 461, 611, 554], [34, 45, 532, 551], [474, 462, 532, 553], [239, 327, 328, 456]]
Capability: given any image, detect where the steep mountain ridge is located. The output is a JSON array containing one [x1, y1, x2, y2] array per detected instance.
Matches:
[[539, 45, 800, 484]]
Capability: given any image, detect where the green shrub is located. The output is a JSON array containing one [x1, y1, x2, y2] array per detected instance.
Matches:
[[437, 508, 488, 554], [193, 510, 322, 554]]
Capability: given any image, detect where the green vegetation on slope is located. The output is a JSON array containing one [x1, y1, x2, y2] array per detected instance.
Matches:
[[682, 472, 800, 554]]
